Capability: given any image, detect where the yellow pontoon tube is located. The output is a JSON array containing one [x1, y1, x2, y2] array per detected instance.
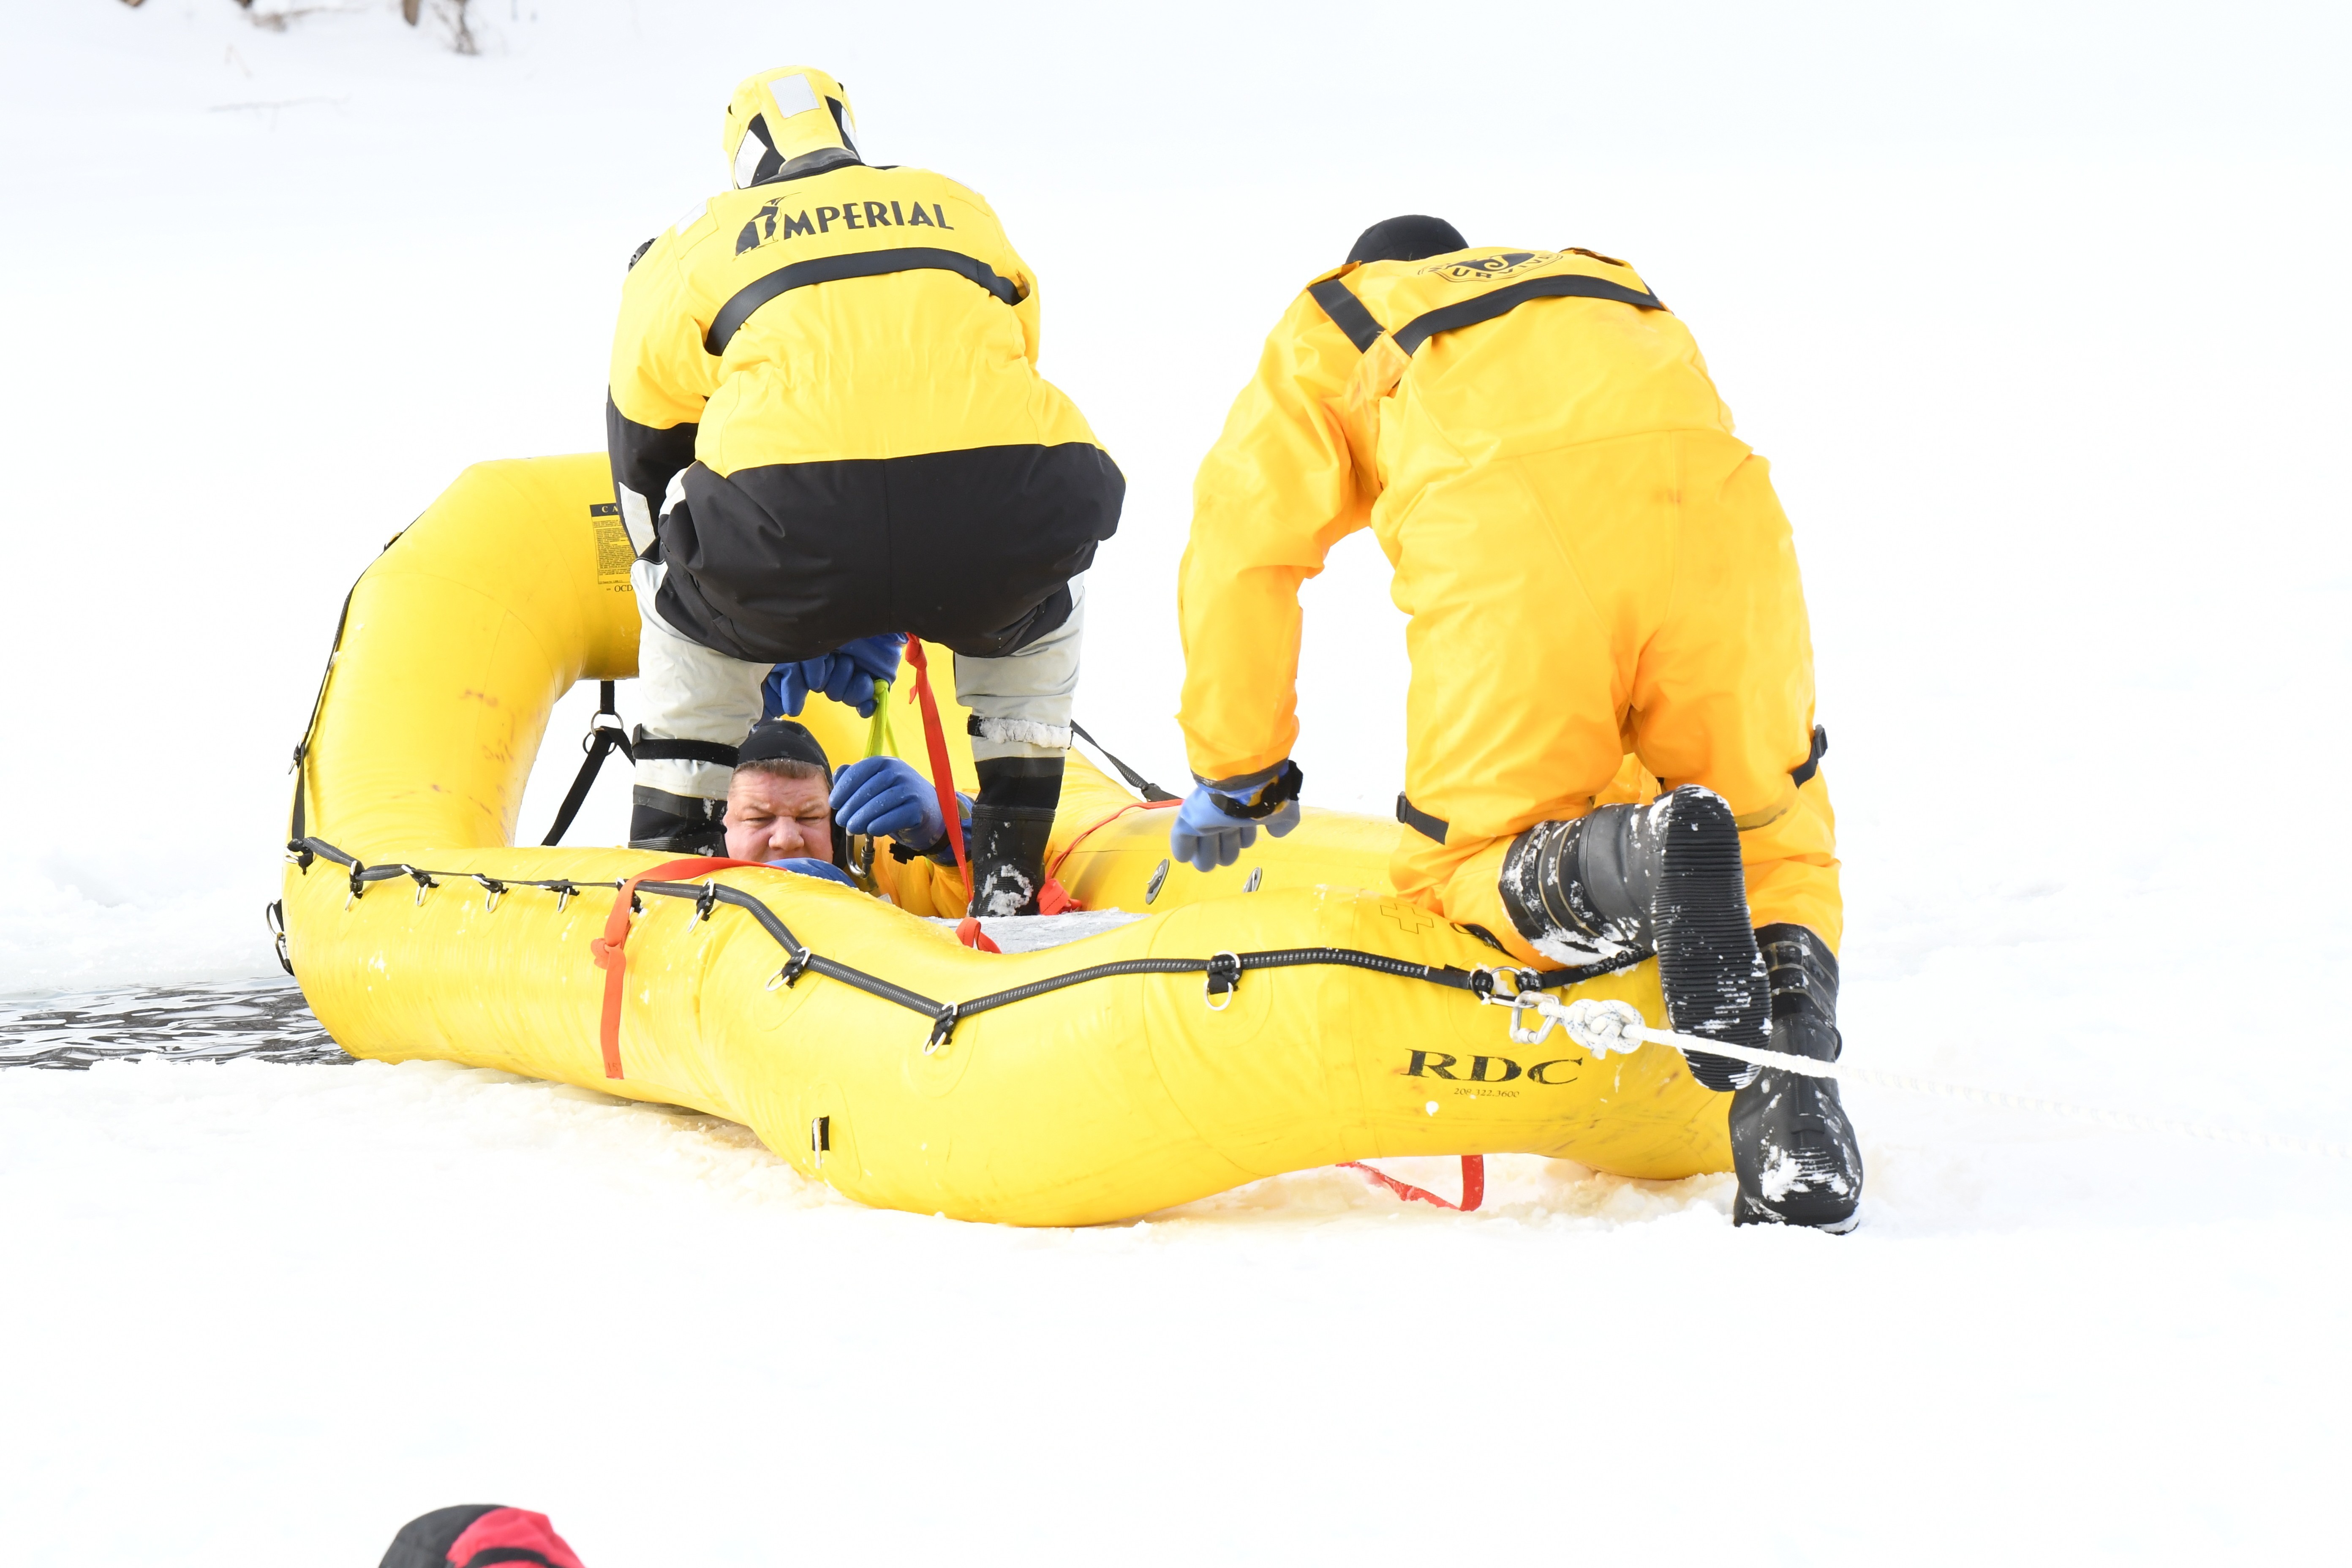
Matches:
[[278, 455, 1732, 1225]]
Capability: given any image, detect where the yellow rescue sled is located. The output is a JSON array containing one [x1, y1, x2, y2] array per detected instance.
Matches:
[[277, 455, 1731, 1225]]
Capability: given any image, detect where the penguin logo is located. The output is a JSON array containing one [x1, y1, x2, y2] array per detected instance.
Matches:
[[1420, 250, 1557, 283]]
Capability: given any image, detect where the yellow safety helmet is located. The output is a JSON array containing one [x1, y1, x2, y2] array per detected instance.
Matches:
[[722, 67, 860, 189]]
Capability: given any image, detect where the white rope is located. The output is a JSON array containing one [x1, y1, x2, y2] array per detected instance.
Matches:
[[1517, 996, 2352, 1162]]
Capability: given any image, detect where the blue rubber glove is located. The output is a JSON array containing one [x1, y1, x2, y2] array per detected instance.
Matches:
[[1168, 761, 1304, 873], [764, 634, 908, 719], [767, 857, 855, 885], [830, 756, 945, 851]]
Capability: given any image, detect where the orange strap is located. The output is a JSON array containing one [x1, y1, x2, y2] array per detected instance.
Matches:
[[589, 856, 758, 1079], [1339, 1156, 1486, 1212]]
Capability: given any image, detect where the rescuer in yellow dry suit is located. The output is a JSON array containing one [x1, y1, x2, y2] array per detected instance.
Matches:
[[608, 67, 1122, 916], [1173, 215, 1859, 1229]]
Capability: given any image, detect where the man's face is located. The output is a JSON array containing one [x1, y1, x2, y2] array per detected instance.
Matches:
[[724, 768, 834, 862]]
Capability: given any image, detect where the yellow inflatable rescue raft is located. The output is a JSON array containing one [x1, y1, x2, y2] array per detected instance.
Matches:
[[278, 455, 1732, 1225]]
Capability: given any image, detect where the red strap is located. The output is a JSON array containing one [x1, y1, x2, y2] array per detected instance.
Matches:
[[901, 637, 974, 909], [902, 635, 1070, 928], [589, 855, 758, 1079], [1044, 797, 1179, 889], [1339, 1156, 1486, 1212]]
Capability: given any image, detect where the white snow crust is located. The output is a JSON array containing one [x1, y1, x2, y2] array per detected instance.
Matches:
[[3, 3, 2348, 1562]]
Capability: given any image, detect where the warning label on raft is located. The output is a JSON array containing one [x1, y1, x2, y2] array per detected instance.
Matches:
[[589, 502, 633, 591]]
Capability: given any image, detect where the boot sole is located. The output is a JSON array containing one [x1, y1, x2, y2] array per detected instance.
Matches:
[[1650, 788, 1770, 1091]]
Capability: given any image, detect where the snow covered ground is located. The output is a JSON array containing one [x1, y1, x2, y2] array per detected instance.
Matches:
[[3, 2, 2349, 1560]]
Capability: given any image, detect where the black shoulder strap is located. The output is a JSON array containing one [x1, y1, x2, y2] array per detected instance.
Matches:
[[1391, 271, 1663, 355], [1307, 265, 1666, 364], [706, 247, 1024, 354], [1307, 276, 1386, 352]]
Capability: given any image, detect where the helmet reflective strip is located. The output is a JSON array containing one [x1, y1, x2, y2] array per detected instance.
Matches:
[[766, 72, 820, 121], [731, 121, 770, 189]]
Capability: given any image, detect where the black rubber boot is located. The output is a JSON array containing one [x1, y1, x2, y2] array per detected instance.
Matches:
[[628, 786, 726, 856], [1498, 786, 1770, 1090], [1731, 923, 1863, 1232], [965, 806, 1055, 915], [966, 756, 1063, 917]]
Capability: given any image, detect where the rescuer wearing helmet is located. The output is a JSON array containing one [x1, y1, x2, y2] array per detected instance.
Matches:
[[1170, 216, 1860, 1230], [609, 67, 1122, 917]]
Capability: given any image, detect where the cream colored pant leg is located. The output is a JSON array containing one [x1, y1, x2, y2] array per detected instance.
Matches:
[[630, 559, 769, 803], [954, 578, 1086, 762]]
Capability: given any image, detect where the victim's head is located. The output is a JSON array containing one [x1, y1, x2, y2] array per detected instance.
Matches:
[[724, 719, 836, 862]]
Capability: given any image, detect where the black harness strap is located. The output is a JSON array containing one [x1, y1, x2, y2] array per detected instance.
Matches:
[[1790, 724, 1829, 789], [1396, 793, 1449, 845], [1390, 272, 1663, 355], [542, 681, 636, 847], [1306, 265, 1666, 363], [630, 733, 741, 768], [1070, 722, 1178, 803], [706, 247, 1024, 354], [1307, 277, 1386, 351]]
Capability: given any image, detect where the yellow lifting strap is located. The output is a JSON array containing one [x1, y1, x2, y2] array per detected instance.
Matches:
[[863, 677, 901, 760]]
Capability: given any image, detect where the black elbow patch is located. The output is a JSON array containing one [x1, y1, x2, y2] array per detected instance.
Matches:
[[626, 236, 656, 272]]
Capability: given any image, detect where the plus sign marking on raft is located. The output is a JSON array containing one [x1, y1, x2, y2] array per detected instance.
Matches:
[[1377, 901, 1437, 937]]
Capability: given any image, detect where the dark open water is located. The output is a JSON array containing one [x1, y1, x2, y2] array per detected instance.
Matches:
[[0, 976, 351, 1069]]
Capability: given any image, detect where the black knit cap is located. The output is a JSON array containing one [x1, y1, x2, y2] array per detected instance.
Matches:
[[1347, 215, 1467, 265], [737, 718, 833, 781]]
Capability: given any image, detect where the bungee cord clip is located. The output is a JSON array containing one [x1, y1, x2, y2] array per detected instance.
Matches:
[[473, 874, 507, 912], [926, 1002, 960, 1054], [768, 947, 814, 991], [403, 866, 438, 906], [1203, 951, 1242, 1011]]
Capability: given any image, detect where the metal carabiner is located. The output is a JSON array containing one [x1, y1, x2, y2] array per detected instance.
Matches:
[[1505, 993, 1559, 1047]]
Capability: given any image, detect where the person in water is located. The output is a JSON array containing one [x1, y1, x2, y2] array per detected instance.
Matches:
[[607, 66, 1122, 919], [1166, 215, 1860, 1232], [724, 718, 975, 913]]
